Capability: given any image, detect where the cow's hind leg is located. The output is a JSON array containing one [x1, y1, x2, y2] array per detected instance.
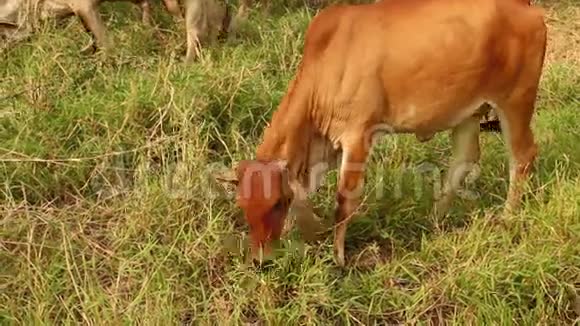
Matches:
[[184, 0, 204, 63], [139, 0, 152, 25], [184, 25, 202, 63], [432, 115, 481, 219], [504, 14, 547, 214], [75, 4, 108, 54], [333, 136, 370, 267], [163, 0, 183, 19], [495, 97, 538, 214], [229, 0, 252, 36], [496, 19, 545, 214]]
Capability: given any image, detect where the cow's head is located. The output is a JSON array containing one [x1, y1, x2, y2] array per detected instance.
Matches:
[[215, 159, 294, 262], [213, 159, 327, 263]]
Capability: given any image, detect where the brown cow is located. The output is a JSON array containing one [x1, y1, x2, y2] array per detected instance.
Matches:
[[216, 0, 548, 266]]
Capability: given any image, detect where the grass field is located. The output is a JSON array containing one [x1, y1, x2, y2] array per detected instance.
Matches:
[[1, 0, 579, 324]]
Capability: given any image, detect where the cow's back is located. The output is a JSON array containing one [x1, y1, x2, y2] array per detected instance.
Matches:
[[302, 0, 546, 137]]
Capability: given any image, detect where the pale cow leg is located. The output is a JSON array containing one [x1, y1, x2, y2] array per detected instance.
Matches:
[[184, 0, 204, 63], [75, 3, 108, 54], [432, 115, 481, 219]]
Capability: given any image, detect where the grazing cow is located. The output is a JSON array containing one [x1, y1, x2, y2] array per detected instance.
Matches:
[[0, 0, 242, 62], [215, 0, 547, 266], [0, 0, 182, 53]]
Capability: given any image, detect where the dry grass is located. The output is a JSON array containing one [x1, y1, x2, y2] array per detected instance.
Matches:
[[1, 1, 579, 324]]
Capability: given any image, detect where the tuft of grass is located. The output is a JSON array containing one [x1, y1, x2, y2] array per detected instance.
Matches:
[[1, 1, 579, 324]]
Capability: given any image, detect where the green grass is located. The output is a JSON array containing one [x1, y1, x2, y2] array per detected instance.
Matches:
[[1, 1, 579, 324]]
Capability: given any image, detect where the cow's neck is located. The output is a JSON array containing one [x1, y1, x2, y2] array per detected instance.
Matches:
[[255, 78, 314, 192], [256, 107, 310, 179]]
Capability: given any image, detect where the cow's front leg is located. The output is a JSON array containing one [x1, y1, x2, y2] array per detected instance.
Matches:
[[333, 137, 369, 267]]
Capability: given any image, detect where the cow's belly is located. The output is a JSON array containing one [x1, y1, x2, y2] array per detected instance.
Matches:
[[384, 98, 494, 141], [42, 0, 75, 18]]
